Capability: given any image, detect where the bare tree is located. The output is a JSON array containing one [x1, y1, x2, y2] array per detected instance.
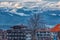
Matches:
[[29, 13, 40, 29], [28, 13, 46, 40]]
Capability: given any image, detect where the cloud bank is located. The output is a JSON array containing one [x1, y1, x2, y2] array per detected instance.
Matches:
[[0, 0, 60, 10], [0, 0, 60, 16]]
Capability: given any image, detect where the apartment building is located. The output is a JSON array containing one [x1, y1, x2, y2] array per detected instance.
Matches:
[[0, 29, 7, 40], [6, 24, 53, 40], [6, 25, 32, 40], [36, 28, 52, 40]]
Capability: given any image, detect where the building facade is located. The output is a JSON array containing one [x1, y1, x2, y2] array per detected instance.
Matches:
[[0, 29, 7, 40], [36, 28, 52, 40], [7, 25, 32, 40], [0, 29, 4, 40], [6, 25, 54, 40]]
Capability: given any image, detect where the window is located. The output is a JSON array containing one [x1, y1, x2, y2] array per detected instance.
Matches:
[[37, 34, 39, 36], [13, 38, 17, 40]]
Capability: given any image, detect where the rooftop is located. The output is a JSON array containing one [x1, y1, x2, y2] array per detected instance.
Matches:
[[11, 24, 27, 29], [50, 24, 60, 32]]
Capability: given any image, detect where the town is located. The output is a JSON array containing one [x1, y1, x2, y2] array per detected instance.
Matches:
[[0, 24, 60, 40], [0, 0, 60, 40]]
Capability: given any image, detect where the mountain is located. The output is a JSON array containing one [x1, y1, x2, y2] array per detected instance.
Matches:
[[43, 10, 60, 25], [0, 4, 60, 29], [0, 7, 31, 29]]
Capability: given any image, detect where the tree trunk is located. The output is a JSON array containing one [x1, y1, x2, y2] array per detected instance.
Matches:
[[32, 29, 36, 40]]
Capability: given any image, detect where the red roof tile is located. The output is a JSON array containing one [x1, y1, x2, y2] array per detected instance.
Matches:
[[50, 24, 60, 32]]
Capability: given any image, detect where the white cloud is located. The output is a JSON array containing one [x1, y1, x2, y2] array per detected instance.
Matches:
[[0, 0, 42, 2], [0, 0, 60, 16], [0, 1, 59, 10], [0, 2, 23, 8], [43, 0, 60, 2], [0, 0, 42, 8], [23, 0, 42, 2], [0, 0, 60, 10], [43, 1, 60, 10]]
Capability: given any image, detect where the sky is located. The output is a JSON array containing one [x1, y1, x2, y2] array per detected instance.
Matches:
[[0, 0, 60, 8], [0, 0, 59, 2], [0, 0, 40, 1], [0, 0, 60, 29]]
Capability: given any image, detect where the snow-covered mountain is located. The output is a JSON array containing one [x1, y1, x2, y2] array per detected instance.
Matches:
[[0, 7, 31, 29], [0, 1, 60, 29]]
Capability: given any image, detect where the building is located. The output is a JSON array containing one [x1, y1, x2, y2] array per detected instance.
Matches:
[[25, 29, 32, 40], [36, 28, 52, 40], [7, 25, 32, 40], [0, 29, 7, 40], [50, 24, 60, 40], [0, 29, 3, 40], [6, 24, 54, 40]]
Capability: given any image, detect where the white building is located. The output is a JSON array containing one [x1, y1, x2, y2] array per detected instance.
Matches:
[[36, 28, 52, 40]]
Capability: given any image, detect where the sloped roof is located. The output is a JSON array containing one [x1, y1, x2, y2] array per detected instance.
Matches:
[[50, 24, 60, 32], [11, 24, 27, 29]]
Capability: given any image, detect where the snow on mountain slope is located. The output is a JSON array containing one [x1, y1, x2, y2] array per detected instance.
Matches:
[[0, 7, 30, 25], [0, 1, 60, 29]]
